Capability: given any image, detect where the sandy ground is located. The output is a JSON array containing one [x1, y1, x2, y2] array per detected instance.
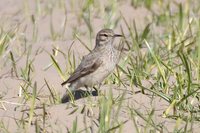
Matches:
[[0, 0, 199, 132]]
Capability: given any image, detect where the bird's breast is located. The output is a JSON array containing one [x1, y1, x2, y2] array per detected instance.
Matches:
[[102, 49, 120, 72], [79, 48, 120, 86]]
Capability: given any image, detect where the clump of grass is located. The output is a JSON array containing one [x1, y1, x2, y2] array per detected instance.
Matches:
[[98, 88, 127, 133]]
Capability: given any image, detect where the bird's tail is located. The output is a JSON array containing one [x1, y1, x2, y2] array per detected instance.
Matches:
[[61, 80, 68, 86]]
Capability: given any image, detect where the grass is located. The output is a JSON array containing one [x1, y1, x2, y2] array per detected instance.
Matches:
[[0, 0, 200, 132]]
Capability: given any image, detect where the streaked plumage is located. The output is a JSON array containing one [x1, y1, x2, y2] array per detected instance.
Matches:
[[61, 29, 123, 101]]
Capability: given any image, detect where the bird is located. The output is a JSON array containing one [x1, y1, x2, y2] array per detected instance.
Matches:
[[61, 29, 123, 102]]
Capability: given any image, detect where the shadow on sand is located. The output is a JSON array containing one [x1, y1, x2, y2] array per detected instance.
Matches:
[[61, 90, 98, 103]]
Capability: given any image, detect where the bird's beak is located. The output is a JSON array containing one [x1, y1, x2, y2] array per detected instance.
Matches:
[[114, 34, 123, 37]]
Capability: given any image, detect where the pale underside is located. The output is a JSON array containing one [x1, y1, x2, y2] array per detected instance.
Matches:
[[62, 45, 120, 91]]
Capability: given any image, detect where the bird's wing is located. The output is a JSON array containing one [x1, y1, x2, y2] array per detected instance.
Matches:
[[61, 54, 103, 86]]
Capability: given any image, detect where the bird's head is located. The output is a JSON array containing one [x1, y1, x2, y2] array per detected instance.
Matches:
[[95, 29, 123, 48]]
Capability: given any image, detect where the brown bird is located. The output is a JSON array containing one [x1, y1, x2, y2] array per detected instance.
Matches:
[[61, 29, 123, 101]]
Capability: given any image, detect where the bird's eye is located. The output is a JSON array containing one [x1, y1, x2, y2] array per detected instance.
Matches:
[[101, 34, 108, 37]]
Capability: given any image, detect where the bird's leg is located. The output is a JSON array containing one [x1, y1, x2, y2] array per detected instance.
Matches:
[[93, 86, 98, 92], [93, 83, 102, 96], [84, 85, 91, 96], [84, 85, 89, 91], [98, 83, 102, 89]]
